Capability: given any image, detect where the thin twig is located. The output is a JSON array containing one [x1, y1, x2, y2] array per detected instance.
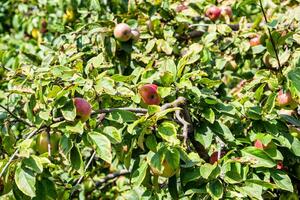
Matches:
[[95, 169, 130, 186], [0, 126, 46, 178], [259, 0, 281, 70], [0, 104, 34, 127], [75, 151, 97, 185]]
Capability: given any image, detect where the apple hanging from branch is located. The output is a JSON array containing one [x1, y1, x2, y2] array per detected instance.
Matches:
[[113, 23, 132, 42], [74, 97, 92, 121], [139, 84, 161, 105]]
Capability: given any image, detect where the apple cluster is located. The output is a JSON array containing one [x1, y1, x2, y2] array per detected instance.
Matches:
[[205, 5, 232, 21], [113, 23, 140, 42]]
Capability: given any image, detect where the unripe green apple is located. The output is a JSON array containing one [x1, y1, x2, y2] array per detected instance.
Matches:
[[276, 89, 293, 107], [150, 159, 178, 178], [205, 6, 221, 21], [113, 23, 132, 42], [73, 97, 92, 121], [139, 84, 161, 105], [36, 132, 60, 154]]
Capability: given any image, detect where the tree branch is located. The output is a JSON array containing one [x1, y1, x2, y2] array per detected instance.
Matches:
[[95, 169, 130, 186], [0, 104, 34, 127], [259, 0, 281, 70]]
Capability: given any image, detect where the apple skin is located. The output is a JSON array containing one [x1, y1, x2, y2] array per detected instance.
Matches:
[[276, 89, 293, 107], [73, 97, 92, 121], [254, 140, 268, 150], [220, 6, 232, 17], [36, 132, 60, 154], [209, 151, 226, 164], [139, 84, 161, 105], [205, 6, 221, 21], [150, 160, 178, 178], [131, 29, 140, 42], [113, 23, 132, 42], [276, 161, 284, 170], [250, 36, 260, 46]]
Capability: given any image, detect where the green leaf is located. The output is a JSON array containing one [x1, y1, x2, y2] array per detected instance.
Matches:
[[89, 132, 112, 164], [107, 110, 137, 123], [131, 161, 148, 187], [70, 145, 83, 171], [157, 121, 179, 144], [202, 108, 215, 124], [266, 40, 276, 58], [288, 67, 300, 93], [271, 170, 293, 192], [61, 100, 76, 121], [241, 147, 276, 168], [103, 126, 122, 144], [165, 147, 180, 171], [168, 175, 179, 200], [263, 92, 276, 113], [66, 121, 84, 134], [200, 163, 216, 179], [206, 180, 223, 200], [23, 155, 43, 174], [15, 164, 36, 198]]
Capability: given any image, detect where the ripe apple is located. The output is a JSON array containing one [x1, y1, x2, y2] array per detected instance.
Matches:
[[131, 29, 140, 42], [36, 132, 60, 154], [113, 23, 132, 42], [220, 6, 232, 17], [276, 161, 283, 170], [73, 97, 92, 121], [254, 140, 268, 150], [209, 151, 226, 164], [276, 89, 293, 107], [139, 84, 160, 105], [205, 6, 221, 21], [250, 36, 260, 47]]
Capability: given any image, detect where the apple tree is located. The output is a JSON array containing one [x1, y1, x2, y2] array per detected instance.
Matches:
[[0, 0, 300, 199]]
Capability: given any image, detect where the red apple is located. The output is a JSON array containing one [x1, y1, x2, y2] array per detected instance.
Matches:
[[250, 36, 260, 47], [139, 84, 160, 105], [276, 161, 283, 170], [254, 140, 268, 150], [220, 6, 232, 17], [209, 151, 226, 164], [113, 23, 132, 42], [131, 29, 140, 42], [276, 89, 293, 107], [73, 97, 92, 121], [205, 6, 221, 21]]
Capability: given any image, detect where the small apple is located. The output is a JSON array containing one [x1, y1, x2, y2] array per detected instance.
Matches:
[[220, 6, 232, 17], [131, 29, 140, 42], [150, 159, 178, 178], [254, 140, 268, 150], [276, 161, 283, 170], [250, 36, 260, 47], [113, 23, 132, 42], [73, 97, 92, 121], [36, 132, 60, 154], [31, 28, 40, 39], [205, 6, 221, 21], [276, 89, 293, 107], [139, 84, 160, 105], [209, 151, 226, 164]]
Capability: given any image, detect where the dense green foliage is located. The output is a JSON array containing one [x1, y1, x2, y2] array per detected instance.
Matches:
[[1, 0, 300, 199]]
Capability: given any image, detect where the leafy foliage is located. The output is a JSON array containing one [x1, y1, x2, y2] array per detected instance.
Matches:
[[0, 0, 300, 199]]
